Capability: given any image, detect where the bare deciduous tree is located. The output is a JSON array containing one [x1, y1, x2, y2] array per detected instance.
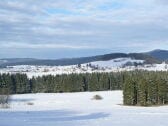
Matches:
[[0, 87, 10, 108]]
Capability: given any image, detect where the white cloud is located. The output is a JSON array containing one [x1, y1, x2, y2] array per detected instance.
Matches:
[[0, 0, 168, 58], [0, 42, 102, 49]]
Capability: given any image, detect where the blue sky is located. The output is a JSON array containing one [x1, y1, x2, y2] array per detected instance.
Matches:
[[0, 0, 168, 59]]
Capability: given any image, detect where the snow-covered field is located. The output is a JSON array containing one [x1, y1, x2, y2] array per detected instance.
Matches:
[[0, 91, 168, 126]]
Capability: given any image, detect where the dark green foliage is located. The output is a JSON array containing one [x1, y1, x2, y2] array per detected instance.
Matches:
[[123, 71, 168, 106], [0, 71, 168, 107], [0, 74, 11, 107], [123, 72, 138, 106], [0, 72, 124, 94], [0, 73, 29, 94]]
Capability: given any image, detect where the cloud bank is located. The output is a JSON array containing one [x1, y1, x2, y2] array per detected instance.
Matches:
[[0, 0, 168, 58]]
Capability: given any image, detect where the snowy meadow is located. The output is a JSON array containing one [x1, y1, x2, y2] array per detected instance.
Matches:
[[0, 91, 168, 126]]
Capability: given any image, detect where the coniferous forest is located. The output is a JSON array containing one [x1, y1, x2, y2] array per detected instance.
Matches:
[[123, 71, 168, 106], [0, 71, 168, 106]]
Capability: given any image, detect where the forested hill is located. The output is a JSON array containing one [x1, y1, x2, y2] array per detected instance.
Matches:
[[0, 51, 162, 67], [146, 49, 168, 61]]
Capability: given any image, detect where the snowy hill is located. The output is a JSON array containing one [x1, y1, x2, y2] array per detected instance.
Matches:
[[89, 58, 144, 68], [0, 57, 168, 78], [0, 51, 161, 67]]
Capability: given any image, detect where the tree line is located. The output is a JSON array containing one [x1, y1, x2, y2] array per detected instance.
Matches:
[[0, 73, 123, 94], [0, 71, 168, 106], [123, 71, 168, 106]]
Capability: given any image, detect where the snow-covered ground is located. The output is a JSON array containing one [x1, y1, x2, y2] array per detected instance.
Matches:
[[90, 58, 144, 68], [0, 58, 168, 78], [0, 91, 168, 126]]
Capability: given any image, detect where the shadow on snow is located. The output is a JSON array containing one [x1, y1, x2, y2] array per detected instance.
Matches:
[[0, 110, 110, 125]]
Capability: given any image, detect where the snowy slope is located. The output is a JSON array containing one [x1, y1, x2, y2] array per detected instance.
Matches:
[[0, 58, 168, 78], [0, 58, 144, 77], [89, 58, 144, 68], [0, 91, 168, 126]]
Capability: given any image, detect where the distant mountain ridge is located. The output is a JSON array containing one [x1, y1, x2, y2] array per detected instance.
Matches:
[[0, 49, 167, 67], [146, 49, 168, 61]]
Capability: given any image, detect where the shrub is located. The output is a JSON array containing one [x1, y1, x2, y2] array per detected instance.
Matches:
[[27, 102, 34, 105], [92, 95, 103, 100], [0, 95, 10, 108]]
